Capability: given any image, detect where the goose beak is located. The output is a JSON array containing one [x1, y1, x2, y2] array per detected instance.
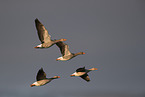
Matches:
[[53, 76, 60, 79], [63, 39, 67, 41]]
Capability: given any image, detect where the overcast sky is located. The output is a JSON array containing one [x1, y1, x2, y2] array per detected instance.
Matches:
[[0, 0, 145, 97]]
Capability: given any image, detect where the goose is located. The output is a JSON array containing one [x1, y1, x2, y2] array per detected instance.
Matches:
[[30, 68, 60, 87], [34, 18, 66, 48], [70, 67, 98, 82], [56, 41, 85, 61]]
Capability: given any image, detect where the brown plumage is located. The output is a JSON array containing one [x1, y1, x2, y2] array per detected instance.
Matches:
[[70, 67, 98, 82], [56, 41, 85, 61], [30, 68, 60, 87], [34, 18, 66, 48]]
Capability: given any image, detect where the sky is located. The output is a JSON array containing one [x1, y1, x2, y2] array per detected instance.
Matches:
[[0, 0, 145, 97]]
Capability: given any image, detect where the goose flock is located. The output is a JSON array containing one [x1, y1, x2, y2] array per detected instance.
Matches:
[[30, 18, 98, 87]]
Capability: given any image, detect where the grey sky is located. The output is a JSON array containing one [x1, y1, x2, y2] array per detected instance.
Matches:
[[0, 0, 145, 97]]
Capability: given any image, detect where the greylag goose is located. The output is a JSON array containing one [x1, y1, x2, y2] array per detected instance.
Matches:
[[70, 67, 98, 82], [34, 18, 66, 48], [56, 41, 85, 61], [30, 68, 60, 87]]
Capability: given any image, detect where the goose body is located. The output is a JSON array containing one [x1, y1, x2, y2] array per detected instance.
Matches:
[[30, 68, 60, 87], [70, 67, 98, 82], [34, 18, 66, 48], [56, 41, 85, 61]]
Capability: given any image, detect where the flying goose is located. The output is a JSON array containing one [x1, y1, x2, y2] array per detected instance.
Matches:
[[30, 68, 60, 87], [34, 18, 66, 48], [70, 67, 98, 82], [56, 41, 85, 61]]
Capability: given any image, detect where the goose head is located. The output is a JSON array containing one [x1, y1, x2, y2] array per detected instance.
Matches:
[[52, 76, 60, 79]]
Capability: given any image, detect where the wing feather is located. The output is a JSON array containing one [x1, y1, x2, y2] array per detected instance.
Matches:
[[36, 68, 46, 81], [35, 18, 51, 43], [80, 74, 90, 82], [76, 67, 86, 72], [56, 41, 71, 56]]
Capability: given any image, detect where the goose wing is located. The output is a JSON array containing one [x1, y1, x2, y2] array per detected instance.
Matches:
[[56, 41, 71, 56], [36, 68, 46, 81], [76, 67, 86, 72], [80, 74, 90, 82], [35, 18, 51, 43]]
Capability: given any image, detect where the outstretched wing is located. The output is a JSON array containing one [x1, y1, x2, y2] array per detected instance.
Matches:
[[35, 18, 51, 43], [76, 67, 86, 72], [56, 41, 71, 56], [80, 74, 90, 82], [36, 68, 46, 81]]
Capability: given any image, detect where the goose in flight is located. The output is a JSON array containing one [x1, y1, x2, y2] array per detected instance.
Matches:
[[56, 41, 85, 61], [30, 68, 60, 87], [70, 67, 98, 82], [34, 18, 66, 48]]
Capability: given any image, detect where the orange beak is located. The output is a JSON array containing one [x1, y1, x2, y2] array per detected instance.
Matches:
[[63, 39, 67, 41], [82, 52, 85, 54], [53, 76, 60, 79]]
